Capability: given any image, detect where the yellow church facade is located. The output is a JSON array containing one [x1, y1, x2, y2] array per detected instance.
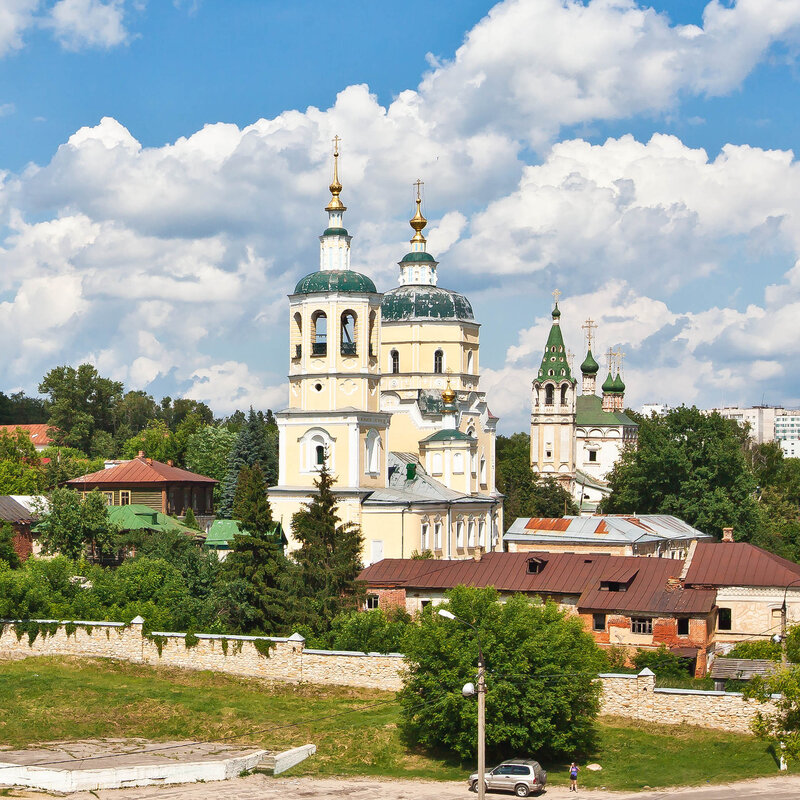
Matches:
[[269, 149, 502, 564]]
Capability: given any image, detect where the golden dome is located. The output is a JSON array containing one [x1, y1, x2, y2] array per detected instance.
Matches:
[[442, 378, 456, 405], [325, 135, 346, 212], [409, 178, 427, 244]]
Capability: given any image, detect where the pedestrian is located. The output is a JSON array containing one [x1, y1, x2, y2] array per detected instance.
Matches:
[[569, 762, 579, 792]]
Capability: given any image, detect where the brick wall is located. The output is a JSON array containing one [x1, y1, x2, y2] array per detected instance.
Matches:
[[10, 523, 34, 562], [0, 620, 773, 731], [372, 588, 406, 610]]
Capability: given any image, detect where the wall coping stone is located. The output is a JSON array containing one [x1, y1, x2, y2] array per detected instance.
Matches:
[[598, 672, 639, 679], [150, 631, 292, 643], [303, 648, 405, 658], [1, 619, 125, 627], [655, 687, 739, 697]]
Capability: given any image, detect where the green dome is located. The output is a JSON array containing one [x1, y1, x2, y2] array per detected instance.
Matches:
[[400, 251, 437, 264], [581, 349, 599, 375], [323, 227, 349, 236], [552, 303, 561, 319], [612, 373, 625, 392], [294, 270, 377, 295], [601, 371, 615, 393], [381, 285, 474, 321]]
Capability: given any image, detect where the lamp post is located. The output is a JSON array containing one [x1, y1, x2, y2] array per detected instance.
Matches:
[[780, 579, 800, 666], [438, 608, 486, 800]]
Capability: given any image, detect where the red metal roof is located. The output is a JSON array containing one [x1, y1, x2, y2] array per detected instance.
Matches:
[[359, 551, 715, 615], [66, 457, 217, 487], [524, 518, 571, 531], [0, 424, 52, 447], [684, 542, 800, 588]]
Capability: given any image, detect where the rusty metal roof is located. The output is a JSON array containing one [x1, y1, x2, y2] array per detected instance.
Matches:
[[0, 496, 36, 523], [359, 551, 716, 615], [684, 542, 800, 588], [0, 424, 52, 447], [66, 457, 217, 487], [710, 658, 776, 680]]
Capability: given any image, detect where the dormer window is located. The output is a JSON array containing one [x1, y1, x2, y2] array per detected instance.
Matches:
[[527, 557, 547, 575], [600, 580, 627, 592]]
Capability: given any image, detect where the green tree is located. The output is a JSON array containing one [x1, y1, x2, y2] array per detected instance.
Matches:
[[36, 488, 118, 561], [0, 390, 48, 424], [122, 419, 175, 462], [182, 507, 202, 531], [0, 521, 21, 568], [496, 433, 576, 528], [602, 406, 760, 539], [399, 586, 604, 760], [39, 364, 123, 453], [746, 665, 800, 762], [288, 464, 364, 632], [218, 408, 272, 518], [221, 464, 289, 633], [321, 607, 412, 653], [0, 428, 43, 493], [40, 447, 104, 489], [113, 390, 160, 443], [632, 645, 691, 678], [185, 424, 237, 504]]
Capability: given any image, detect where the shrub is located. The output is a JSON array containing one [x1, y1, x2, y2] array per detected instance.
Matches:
[[633, 645, 691, 679]]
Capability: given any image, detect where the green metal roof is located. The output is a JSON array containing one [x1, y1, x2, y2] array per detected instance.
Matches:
[[322, 227, 349, 236], [107, 504, 199, 536], [537, 306, 573, 382], [575, 394, 638, 428], [381, 285, 474, 321], [581, 348, 599, 375], [612, 373, 626, 392], [294, 270, 377, 295], [204, 519, 286, 548], [399, 251, 437, 263], [420, 428, 476, 443]]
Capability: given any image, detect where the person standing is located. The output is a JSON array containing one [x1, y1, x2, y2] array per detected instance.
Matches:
[[569, 762, 579, 792]]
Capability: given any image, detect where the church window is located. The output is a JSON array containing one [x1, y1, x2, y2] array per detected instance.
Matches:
[[315, 445, 326, 466], [471, 449, 477, 474], [365, 429, 381, 475], [468, 520, 476, 547], [391, 349, 400, 373], [560, 385, 568, 405], [718, 608, 732, 631], [293, 312, 302, 359], [478, 520, 486, 547], [548, 369, 554, 377], [545, 449, 552, 459], [588, 450, 597, 463], [434, 349, 444, 373], [456, 521, 464, 547], [453, 452, 464, 473], [314, 383, 323, 392], [551, 346, 556, 353], [545, 385, 554, 405], [480, 455, 487, 484], [434, 522, 442, 550], [340, 310, 357, 355], [561, 369, 565, 376], [467, 350, 474, 374], [311, 311, 327, 356], [421, 523, 430, 550], [368, 310, 376, 357], [432, 452, 443, 475]]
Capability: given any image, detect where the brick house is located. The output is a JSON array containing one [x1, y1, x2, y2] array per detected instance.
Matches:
[[66, 454, 217, 527], [0, 496, 39, 561], [358, 542, 800, 676]]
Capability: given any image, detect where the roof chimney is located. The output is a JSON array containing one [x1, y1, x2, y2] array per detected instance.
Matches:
[[146, 457, 153, 466], [473, 546, 483, 562], [138, 450, 145, 458], [722, 527, 734, 543], [167, 460, 173, 467]]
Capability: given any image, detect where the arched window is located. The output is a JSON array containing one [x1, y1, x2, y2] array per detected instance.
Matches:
[[561, 384, 568, 405], [479, 520, 486, 547], [453, 452, 464, 474], [293, 312, 302, 359], [432, 452, 443, 475], [391, 349, 400, 374], [365, 429, 381, 475], [434, 349, 444, 373], [456, 520, 464, 547], [545, 384, 554, 405], [340, 310, 357, 355], [480, 455, 487, 484], [311, 311, 327, 356], [468, 520, 476, 547], [368, 310, 376, 357], [315, 444, 325, 465], [421, 523, 429, 550], [301, 428, 333, 472], [467, 350, 474, 374]]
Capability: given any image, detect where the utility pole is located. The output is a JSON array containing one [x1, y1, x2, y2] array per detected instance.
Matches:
[[477, 650, 486, 800], [781, 599, 788, 667]]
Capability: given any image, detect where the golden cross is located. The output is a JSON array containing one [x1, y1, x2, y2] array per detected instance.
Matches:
[[567, 349, 574, 370], [582, 318, 597, 350], [552, 288, 562, 304], [414, 178, 424, 201], [332, 134, 341, 156], [615, 349, 626, 374], [606, 348, 615, 370]]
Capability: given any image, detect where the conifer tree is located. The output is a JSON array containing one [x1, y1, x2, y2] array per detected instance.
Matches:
[[221, 464, 289, 633], [218, 407, 271, 518], [289, 464, 365, 632], [182, 507, 202, 531]]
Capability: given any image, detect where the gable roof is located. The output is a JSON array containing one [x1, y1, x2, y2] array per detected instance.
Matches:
[[684, 542, 800, 588], [66, 456, 217, 487], [0, 424, 52, 448], [576, 394, 637, 427], [107, 504, 202, 538], [359, 551, 715, 615], [0, 496, 37, 523]]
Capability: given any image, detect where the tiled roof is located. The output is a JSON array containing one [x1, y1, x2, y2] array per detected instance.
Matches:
[[66, 456, 217, 487], [684, 542, 800, 588], [0, 424, 52, 447], [358, 551, 715, 615]]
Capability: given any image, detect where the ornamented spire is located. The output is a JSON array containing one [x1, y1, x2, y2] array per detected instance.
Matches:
[[551, 288, 562, 321], [409, 179, 427, 248], [325, 135, 346, 213], [397, 178, 439, 287], [537, 294, 573, 383]]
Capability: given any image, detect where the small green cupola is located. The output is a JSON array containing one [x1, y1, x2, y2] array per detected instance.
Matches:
[[601, 371, 615, 393], [536, 299, 574, 383], [612, 372, 625, 393], [581, 349, 599, 375]]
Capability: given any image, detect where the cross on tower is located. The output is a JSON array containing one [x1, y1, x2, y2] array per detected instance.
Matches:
[[414, 178, 424, 201], [332, 134, 341, 156], [582, 318, 597, 350], [552, 288, 562, 305], [615, 349, 626, 376], [606, 348, 615, 371]]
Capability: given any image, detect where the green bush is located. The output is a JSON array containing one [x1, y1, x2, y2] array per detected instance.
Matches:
[[633, 645, 692, 679], [723, 640, 780, 661]]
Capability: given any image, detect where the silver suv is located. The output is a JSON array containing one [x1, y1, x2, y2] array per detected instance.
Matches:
[[469, 759, 547, 797]]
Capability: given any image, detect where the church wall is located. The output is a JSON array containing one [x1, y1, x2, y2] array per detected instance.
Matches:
[[576, 427, 624, 481]]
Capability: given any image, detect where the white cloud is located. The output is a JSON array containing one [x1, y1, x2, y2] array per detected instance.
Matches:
[[0, 102, 15, 117], [0, 0, 38, 57], [46, 0, 129, 51], [184, 362, 286, 415]]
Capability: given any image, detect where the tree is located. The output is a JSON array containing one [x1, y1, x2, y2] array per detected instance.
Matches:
[[0, 390, 47, 424], [36, 488, 118, 561], [288, 464, 365, 632], [218, 408, 272, 518], [496, 433, 576, 528], [222, 464, 289, 633], [185, 424, 237, 503], [602, 406, 760, 539], [399, 586, 604, 760], [39, 364, 123, 453], [122, 419, 175, 462], [40, 447, 104, 489], [746, 665, 800, 762], [0, 428, 43, 494], [0, 521, 21, 568], [182, 507, 202, 531]]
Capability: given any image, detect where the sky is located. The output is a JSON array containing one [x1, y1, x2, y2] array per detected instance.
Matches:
[[1, 0, 800, 434]]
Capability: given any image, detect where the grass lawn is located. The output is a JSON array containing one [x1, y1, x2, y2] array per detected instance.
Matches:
[[0, 657, 790, 790]]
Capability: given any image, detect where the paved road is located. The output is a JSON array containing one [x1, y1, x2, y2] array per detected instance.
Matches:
[[6, 772, 795, 800]]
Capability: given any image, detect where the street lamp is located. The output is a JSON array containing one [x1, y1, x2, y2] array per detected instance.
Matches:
[[438, 608, 486, 800], [780, 579, 800, 666]]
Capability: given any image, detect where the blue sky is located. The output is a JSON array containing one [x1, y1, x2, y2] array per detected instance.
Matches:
[[1, 0, 800, 432]]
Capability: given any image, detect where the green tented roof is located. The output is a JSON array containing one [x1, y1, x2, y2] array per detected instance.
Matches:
[[381, 285, 474, 321], [420, 428, 475, 443], [399, 251, 437, 264], [107, 504, 200, 537], [294, 270, 377, 295], [575, 394, 638, 427], [537, 306, 573, 382], [581, 349, 599, 375]]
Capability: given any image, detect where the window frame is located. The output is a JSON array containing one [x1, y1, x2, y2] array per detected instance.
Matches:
[[366, 594, 379, 610], [119, 490, 131, 506], [717, 608, 732, 631], [592, 613, 606, 632], [631, 617, 653, 635]]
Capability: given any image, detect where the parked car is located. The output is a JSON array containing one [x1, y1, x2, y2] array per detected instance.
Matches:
[[468, 759, 547, 797]]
